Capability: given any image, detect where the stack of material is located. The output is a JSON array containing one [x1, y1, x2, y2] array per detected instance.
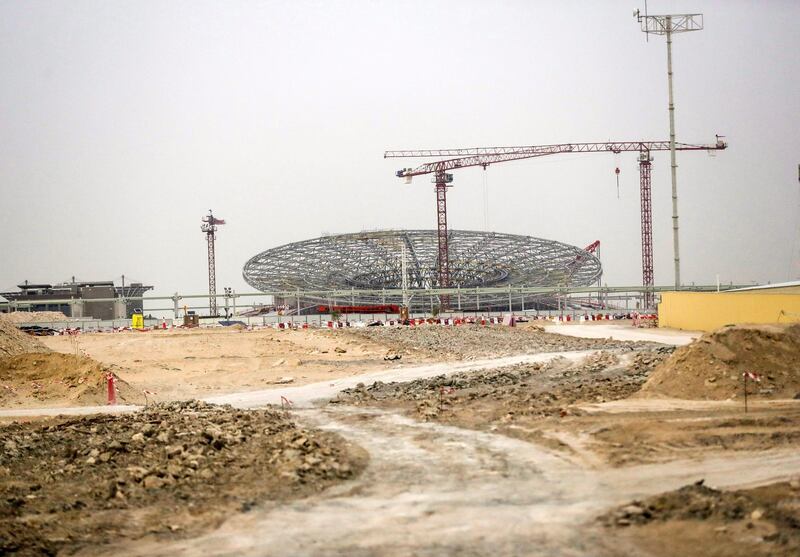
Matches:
[[0, 314, 51, 357], [0, 311, 69, 324]]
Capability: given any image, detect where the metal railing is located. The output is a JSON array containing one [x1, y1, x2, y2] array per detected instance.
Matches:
[[0, 283, 750, 319]]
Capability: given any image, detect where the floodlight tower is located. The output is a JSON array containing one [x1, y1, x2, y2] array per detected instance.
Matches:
[[795, 164, 800, 279], [201, 210, 225, 316], [635, 8, 704, 290]]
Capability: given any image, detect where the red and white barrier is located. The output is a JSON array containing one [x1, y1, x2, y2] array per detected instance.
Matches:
[[106, 373, 116, 405]]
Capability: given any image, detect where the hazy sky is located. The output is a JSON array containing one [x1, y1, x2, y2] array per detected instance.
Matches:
[[1, 0, 799, 300]]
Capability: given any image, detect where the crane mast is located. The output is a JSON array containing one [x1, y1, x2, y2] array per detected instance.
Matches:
[[201, 210, 225, 317], [386, 137, 726, 309]]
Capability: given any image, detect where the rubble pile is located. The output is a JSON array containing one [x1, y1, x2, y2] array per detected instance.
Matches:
[[334, 364, 543, 405], [332, 324, 659, 359], [0, 400, 366, 554], [602, 480, 800, 554], [334, 347, 675, 421]]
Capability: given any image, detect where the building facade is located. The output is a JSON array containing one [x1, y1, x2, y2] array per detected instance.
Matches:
[[0, 280, 153, 320]]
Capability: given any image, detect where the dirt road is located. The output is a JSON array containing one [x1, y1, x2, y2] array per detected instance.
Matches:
[[102, 405, 800, 557], [546, 322, 700, 346]]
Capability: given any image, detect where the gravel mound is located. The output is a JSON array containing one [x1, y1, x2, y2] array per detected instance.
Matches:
[[332, 324, 657, 359], [0, 314, 50, 357], [639, 323, 800, 400], [0, 400, 366, 554]]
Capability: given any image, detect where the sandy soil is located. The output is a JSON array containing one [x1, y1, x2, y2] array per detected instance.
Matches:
[[1, 311, 70, 324], [28, 327, 427, 407], [639, 322, 800, 400], [0, 353, 142, 407]]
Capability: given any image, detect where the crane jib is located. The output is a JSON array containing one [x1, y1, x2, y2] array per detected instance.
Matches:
[[389, 138, 727, 178]]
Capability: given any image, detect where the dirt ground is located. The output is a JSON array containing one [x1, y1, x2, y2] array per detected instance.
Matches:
[[331, 346, 800, 466], [3, 321, 800, 555], [602, 480, 800, 557], [19, 327, 425, 407], [0, 322, 658, 409], [0, 400, 366, 555]]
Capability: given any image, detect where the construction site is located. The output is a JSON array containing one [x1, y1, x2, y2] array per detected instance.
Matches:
[[1, 3, 800, 557]]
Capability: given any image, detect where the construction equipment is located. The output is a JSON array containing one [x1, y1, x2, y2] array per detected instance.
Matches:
[[567, 241, 601, 280], [201, 210, 225, 317], [386, 137, 727, 309]]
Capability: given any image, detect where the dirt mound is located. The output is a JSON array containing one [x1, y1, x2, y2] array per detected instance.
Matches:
[[639, 323, 800, 400], [0, 400, 367, 555], [0, 311, 69, 323], [0, 353, 140, 406], [0, 315, 50, 357], [602, 480, 800, 556], [332, 324, 661, 360]]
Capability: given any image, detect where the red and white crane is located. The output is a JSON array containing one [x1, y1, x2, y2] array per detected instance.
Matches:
[[385, 137, 727, 308]]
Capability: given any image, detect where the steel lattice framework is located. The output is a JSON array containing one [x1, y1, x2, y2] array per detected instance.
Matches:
[[242, 230, 601, 312]]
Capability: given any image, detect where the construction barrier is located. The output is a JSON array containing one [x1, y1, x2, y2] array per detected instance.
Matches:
[[106, 373, 116, 405], [14, 312, 646, 336]]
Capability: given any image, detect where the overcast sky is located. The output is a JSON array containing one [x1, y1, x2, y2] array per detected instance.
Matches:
[[1, 0, 799, 301]]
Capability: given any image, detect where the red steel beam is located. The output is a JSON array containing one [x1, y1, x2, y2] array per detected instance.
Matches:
[[386, 138, 726, 310], [387, 138, 726, 178], [639, 155, 655, 309]]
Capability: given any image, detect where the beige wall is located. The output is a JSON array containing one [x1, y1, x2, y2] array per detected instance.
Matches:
[[658, 291, 800, 331]]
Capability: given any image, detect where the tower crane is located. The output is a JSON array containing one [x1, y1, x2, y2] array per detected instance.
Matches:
[[201, 210, 225, 317], [385, 137, 727, 309]]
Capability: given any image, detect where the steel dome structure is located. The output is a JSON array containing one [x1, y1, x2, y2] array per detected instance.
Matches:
[[243, 230, 601, 312]]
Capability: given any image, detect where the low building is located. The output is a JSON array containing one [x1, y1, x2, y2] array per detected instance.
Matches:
[[658, 281, 800, 331], [0, 279, 154, 320]]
